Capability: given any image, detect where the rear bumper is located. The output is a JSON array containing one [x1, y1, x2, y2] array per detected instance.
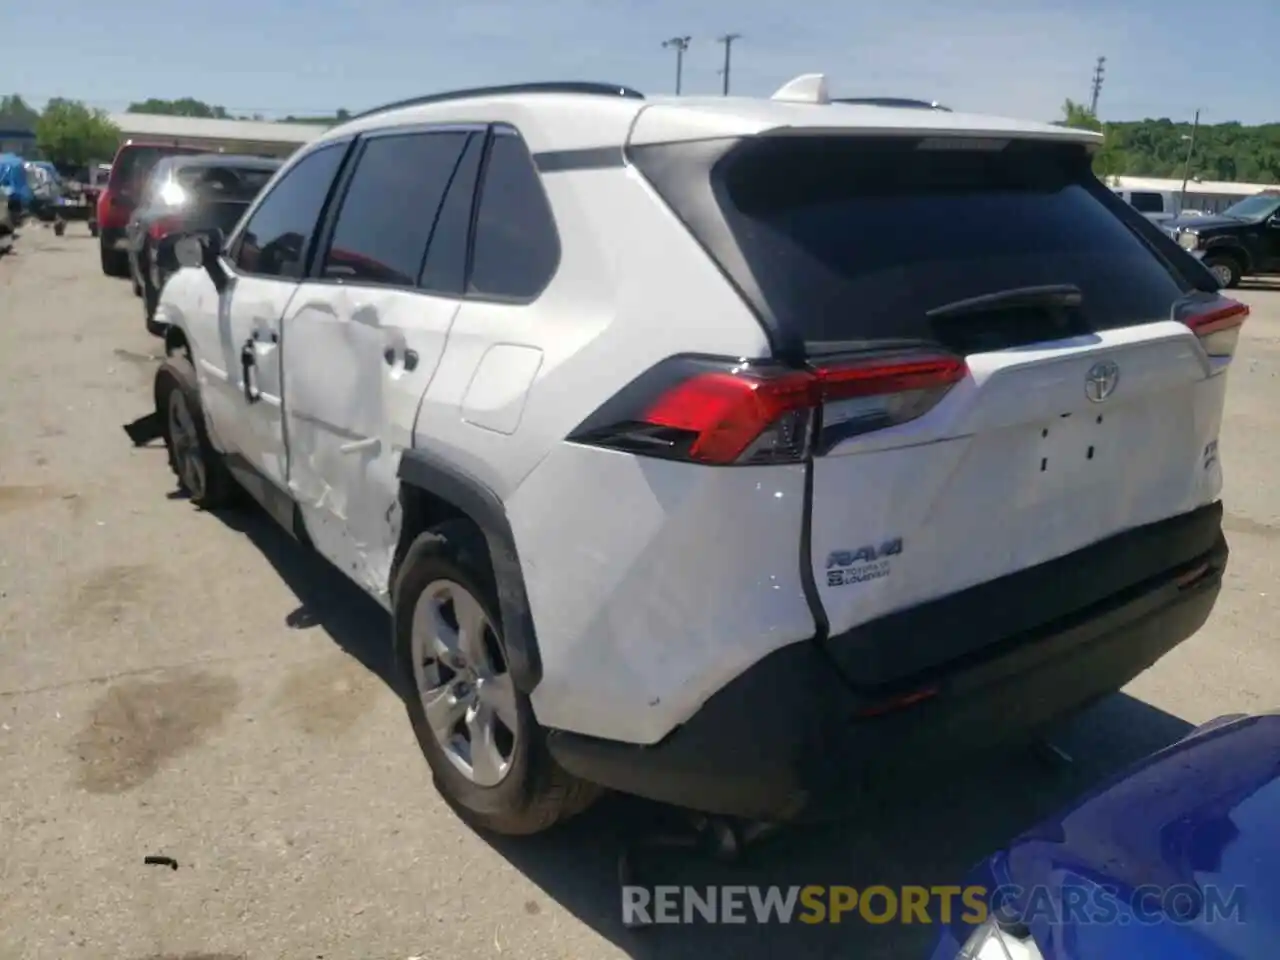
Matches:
[[547, 505, 1228, 821]]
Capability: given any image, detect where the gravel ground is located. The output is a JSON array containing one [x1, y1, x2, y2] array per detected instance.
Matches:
[[1, 225, 1278, 960]]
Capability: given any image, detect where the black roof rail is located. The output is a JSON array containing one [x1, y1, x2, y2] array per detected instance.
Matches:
[[832, 97, 952, 112], [345, 82, 645, 124]]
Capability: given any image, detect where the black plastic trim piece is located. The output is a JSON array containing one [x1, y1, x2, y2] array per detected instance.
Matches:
[[397, 448, 543, 692], [533, 146, 627, 172], [626, 137, 797, 360], [345, 82, 644, 124], [824, 500, 1226, 689]]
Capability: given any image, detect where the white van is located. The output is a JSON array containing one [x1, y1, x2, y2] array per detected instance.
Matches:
[[1113, 188, 1179, 223]]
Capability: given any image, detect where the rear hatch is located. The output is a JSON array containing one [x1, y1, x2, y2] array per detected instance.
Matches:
[[143, 162, 279, 244], [631, 130, 1243, 686], [103, 145, 204, 225], [172, 163, 277, 235]]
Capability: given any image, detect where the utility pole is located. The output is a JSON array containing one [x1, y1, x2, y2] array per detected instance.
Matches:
[[662, 36, 691, 95], [717, 33, 742, 96], [1179, 109, 1201, 212], [1088, 56, 1106, 115]]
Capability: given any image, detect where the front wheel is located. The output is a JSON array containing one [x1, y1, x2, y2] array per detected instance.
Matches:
[[154, 356, 236, 508], [1204, 253, 1242, 289], [393, 520, 600, 835]]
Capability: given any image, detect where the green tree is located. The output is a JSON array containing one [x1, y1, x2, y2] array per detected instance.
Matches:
[[35, 99, 120, 166], [1059, 98, 1129, 179], [126, 97, 230, 119], [0, 94, 40, 129], [280, 109, 349, 126]]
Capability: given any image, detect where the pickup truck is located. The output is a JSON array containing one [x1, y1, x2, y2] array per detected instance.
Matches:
[[1166, 191, 1280, 288]]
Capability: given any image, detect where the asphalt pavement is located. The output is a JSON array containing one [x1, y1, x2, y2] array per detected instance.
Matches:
[[1, 223, 1278, 960]]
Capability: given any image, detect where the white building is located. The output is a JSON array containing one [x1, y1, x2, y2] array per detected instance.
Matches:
[[107, 112, 329, 158]]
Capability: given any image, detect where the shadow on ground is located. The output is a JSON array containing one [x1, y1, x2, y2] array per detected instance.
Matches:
[[198, 494, 1195, 959], [209, 499, 399, 694]]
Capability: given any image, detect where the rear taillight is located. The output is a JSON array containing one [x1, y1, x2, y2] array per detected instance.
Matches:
[[569, 351, 967, 466], [1183, 298, 1248, 359], [98, 189, 130, 228], [148, 216, 185, 241]]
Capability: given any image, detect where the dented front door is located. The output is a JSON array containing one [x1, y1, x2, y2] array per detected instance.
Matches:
[[280, 283, 457, 604]]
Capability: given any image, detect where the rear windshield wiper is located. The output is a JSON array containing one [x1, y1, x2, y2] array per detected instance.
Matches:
[[926, 284, 1083, 320]]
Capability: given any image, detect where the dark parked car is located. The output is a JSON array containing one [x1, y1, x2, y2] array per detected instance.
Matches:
[[125, 153, 281, 333], [97, 141, 207, 278], [1166, 191, 1280, 288]]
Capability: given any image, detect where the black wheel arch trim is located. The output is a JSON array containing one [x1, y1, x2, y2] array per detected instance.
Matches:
[[397, 447, 543, 693], [1201, 239, 1251, 272]]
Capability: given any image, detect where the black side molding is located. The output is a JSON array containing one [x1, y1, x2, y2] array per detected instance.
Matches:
[[397, 449, 543, 692]]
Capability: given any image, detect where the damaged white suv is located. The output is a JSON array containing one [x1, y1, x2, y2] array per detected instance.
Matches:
[[139, 74, 1244, 835]]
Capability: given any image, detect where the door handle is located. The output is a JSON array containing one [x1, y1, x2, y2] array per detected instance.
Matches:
[[240, 336, 259, 404], [383, 347, 419, 371], [338, 437, 381, 455]]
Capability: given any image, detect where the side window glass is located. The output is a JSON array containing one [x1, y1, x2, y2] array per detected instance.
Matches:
[[419, 132, 483, 296], [1130, 192, 1164, 214], [467, 128, 560, 299], [233, 142, 345, 280], [322, 131, 469, 287]]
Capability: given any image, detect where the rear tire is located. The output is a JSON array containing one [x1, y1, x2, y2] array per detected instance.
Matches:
[[100, 239, 129, 278], [154, 355, 236, 509], [393, 520, 600, 835], [1204, 252, 1242, 289]]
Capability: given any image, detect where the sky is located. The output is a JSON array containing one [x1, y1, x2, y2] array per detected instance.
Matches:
[[6, 0, 1278, 125]]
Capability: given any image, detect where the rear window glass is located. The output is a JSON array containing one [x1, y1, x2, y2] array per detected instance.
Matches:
[[175, 165, 277, 201], [111, 146, 202, 189], [706, 136, 1192, 348]]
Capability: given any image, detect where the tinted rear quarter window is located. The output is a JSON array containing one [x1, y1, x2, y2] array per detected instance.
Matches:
[[649, 136, 1194, 351], [467, 128, 560, 299], [321, 131, 469, 287]]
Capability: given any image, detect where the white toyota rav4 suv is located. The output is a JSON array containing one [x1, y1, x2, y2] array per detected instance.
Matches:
[[140, 74, 1244, 835]]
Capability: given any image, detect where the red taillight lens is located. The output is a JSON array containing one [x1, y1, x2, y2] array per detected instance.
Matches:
[[571, 351, 967, 465], [98, 189, 130, 228], [148, 216, 185, 241], [641, 368, 817, 464], [1182, 298, 1248, 359]]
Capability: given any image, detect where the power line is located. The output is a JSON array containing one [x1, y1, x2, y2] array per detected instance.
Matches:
[[1088, 56, 1106, 115], [661, 36, 691, 95], [716, 33, 742, 96]]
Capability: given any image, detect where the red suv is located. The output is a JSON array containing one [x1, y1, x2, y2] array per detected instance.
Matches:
[[97, 141, 205, 277]]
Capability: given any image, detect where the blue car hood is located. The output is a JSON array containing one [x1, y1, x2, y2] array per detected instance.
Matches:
[[992, 714, 1280, 959]]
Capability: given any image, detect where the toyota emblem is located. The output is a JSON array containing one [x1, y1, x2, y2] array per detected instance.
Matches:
[[1084, 360, 1120, 403]]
